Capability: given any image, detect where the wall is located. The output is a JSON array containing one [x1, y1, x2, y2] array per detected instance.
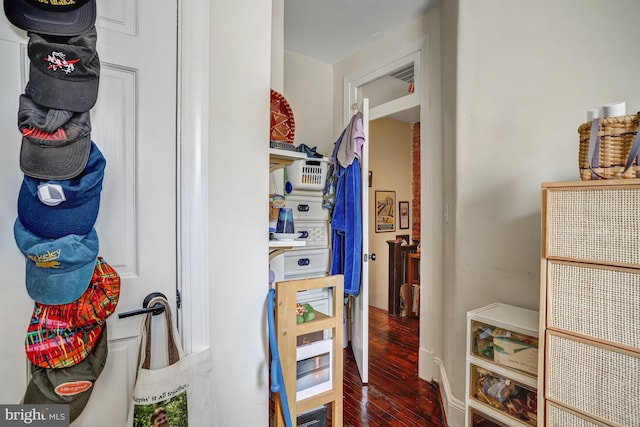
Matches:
[[441, 0, 640, 424], [284, 51, 334, 154], [368, 118, 414, 310], [209, 1, 272, 425]]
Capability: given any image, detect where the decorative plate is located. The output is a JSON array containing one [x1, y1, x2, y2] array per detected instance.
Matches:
[[270, 89, 295, 143]]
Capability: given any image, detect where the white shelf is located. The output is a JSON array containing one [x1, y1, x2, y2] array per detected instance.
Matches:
[[269, 147, 330, 162], [269, 240, 306, 248], [465, 303, 539, 427], [467, 302, 539, 336]]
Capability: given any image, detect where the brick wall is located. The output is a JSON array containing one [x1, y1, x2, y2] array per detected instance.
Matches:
[[412, 122, 421, 242]]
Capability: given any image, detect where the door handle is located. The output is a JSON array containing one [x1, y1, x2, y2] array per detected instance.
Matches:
[[364, 253, 376, 262], [118, 292, 167, 318]]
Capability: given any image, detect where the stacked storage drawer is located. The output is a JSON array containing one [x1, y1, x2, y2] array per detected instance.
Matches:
[[284, 158, 332, 316], [285, 192, 330, 280], [540, 181, 640, 426], [465, 303, 539, 427]]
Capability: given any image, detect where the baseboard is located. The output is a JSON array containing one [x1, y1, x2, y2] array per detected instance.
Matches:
[[433, 356, 465, 427]]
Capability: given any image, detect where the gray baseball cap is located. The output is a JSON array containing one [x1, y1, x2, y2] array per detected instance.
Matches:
[[18, 94, 92, 180]]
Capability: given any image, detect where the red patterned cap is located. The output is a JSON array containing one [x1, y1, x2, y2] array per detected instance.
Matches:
[[25, 257, 120, 368]]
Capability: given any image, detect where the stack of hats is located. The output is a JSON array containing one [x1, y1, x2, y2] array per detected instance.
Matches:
[[3, 0, 119, 422]]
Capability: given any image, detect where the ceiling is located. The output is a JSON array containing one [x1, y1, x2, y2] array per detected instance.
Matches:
[[284, 0, 440, 65], [284, 0, 440, 123]]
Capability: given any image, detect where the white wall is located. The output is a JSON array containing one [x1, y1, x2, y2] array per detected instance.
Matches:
[[368, 118, 413, 310], [209, 1, 272, 425], [441, 0, 640, 424], [284, 51, 334, 155]]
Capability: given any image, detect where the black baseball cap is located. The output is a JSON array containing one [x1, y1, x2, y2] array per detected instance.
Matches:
[[4, 0, 96, 37], [25, 27, 100, 113]]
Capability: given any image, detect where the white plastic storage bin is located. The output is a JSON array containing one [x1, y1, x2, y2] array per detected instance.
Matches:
[[293, 221, 329, 249], [285, 158, 329, 191], [284, 248, 330, 279], [286, 193, 330, 221]]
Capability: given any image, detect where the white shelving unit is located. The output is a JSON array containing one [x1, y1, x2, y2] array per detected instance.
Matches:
[[465, 303, 539, 427], [269, 148, 333, 336]]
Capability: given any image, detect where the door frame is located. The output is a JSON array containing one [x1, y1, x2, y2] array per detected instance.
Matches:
[[177, 0, 211, 353], [343, 35, 443, 381]]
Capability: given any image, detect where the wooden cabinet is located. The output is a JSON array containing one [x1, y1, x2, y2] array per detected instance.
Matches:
[[466, 303, 539, 427], [539, 180, 640, 426], [273, 275, 344, 427], [406, 252, 420, 317], [386, 238, 418, 316]]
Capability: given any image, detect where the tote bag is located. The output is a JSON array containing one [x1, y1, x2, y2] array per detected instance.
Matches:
[[126, 297, 214, 426]]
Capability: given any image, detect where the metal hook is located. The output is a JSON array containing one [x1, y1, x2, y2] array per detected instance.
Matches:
[[118, 292, 167, 319]]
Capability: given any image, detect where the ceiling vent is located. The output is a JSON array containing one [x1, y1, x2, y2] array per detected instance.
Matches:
[[389, 64, 414, 84]]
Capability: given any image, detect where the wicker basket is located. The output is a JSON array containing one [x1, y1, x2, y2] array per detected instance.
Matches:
[[578, 114, 640, 180]]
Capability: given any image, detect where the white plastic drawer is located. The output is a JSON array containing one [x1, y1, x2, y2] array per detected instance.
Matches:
[[286, 194, 329, 221], [284, 248, 330, 278], [297, 287, 330, 305], [293, 221, 329, 249]]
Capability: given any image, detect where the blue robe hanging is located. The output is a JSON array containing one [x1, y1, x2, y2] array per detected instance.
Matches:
[[330, 118, 363, 295]]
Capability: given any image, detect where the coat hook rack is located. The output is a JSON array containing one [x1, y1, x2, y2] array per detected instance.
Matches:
[[118, 292, 168, 319]]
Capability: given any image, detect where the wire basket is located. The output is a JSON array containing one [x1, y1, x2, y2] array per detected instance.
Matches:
[[578, 114, 640, 180]]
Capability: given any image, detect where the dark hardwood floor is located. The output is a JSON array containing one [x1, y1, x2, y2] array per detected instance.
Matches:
[[340, 306, 447, 427]]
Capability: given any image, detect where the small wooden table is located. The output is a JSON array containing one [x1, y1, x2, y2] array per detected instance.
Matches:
[[406, 252, 420, 317]]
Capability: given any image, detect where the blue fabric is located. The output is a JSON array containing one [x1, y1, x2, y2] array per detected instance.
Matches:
[[331, 157, 362, 295], [267, 289, 293, 427]]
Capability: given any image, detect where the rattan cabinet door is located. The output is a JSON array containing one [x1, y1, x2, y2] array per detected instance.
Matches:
[[544, 184, 640, 268], [545, 402, 607, 427], [546, 260, 640, 352], [546, 332, 640, 426]]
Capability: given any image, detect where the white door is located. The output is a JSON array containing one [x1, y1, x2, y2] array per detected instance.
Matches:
[[0, 0, 178, 424], [350, 98, 370, 383]]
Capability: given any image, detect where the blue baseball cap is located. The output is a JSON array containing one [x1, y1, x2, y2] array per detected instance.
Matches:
[[14, 218, 99, 305], [18, 141, 105, 239]]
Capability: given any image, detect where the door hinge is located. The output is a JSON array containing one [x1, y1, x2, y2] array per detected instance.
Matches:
[[176, 289, 182, 309]]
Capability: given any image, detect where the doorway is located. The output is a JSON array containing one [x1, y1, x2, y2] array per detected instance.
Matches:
[[346, 48, 425, 379]]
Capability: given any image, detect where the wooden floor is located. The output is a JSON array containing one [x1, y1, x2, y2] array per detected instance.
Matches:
[[340, 306, 447, 427]]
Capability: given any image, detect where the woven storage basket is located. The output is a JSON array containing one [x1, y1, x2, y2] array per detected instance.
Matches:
[[578, 114, 640, 180]]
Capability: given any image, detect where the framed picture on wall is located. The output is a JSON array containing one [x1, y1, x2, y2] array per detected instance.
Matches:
[[375, 190, 396, 232], [399, 201, 409, 229]]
